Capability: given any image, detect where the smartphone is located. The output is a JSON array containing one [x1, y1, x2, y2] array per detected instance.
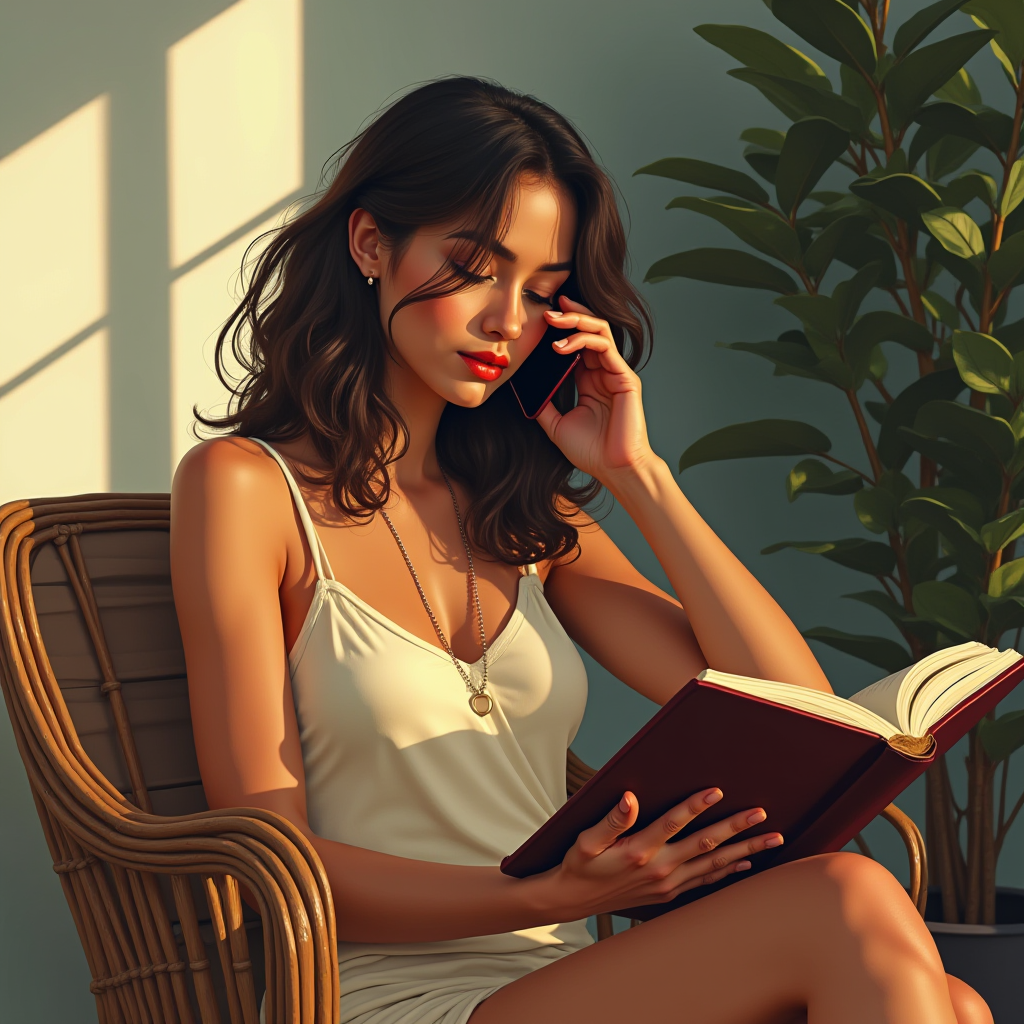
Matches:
[[509, 273, 583, 419]]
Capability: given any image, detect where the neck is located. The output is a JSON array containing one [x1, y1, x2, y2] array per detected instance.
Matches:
[[384, 356, 449, 494]]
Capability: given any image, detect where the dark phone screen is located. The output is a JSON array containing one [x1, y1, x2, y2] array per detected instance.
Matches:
[[509, 273, 583, 419]]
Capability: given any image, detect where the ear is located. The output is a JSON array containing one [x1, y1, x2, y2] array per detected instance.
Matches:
[[348, 208, 382, 279]]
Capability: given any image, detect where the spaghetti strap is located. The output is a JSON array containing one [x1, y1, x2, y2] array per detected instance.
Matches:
[[250, 438, 337, 582]]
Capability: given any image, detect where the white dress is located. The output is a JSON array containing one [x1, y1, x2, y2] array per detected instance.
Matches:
[[251, 439, 594, 1024]]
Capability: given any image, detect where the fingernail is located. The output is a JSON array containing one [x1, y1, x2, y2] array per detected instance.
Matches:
[[549, 310, 563, 317], [735, 861, 752, 871], [747, 810, 766, 825], [764, 835, 784, 848], [619, 794, 631, 813], [704, 789, 723, 805], [553, 339, 569, 348]]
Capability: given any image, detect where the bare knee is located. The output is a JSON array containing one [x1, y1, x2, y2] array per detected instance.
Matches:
[[795, 853, 944, 970], [947, 974, 993, 1024]]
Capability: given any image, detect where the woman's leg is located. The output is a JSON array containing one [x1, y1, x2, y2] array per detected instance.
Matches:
[[469, 853, 965, 1024], [947, 974, 994, 1024]]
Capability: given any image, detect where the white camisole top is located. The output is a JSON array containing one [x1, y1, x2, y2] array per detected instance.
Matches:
[[252, 439, 595, 1024]]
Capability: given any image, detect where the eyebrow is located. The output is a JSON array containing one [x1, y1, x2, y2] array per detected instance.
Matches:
[[445, 231, 573, 272]]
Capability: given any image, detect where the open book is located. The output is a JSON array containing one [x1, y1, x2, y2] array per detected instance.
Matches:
[[703, 641, 1022, 756], [500, 642, 1024, 919]]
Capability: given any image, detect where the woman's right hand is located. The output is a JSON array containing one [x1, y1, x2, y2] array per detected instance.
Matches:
[[538, 788, 784, 920]]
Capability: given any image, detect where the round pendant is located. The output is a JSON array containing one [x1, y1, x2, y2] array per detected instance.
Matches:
[[469, 692, 493, 717]]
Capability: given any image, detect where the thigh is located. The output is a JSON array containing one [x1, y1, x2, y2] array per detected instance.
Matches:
[[468, 853, 951, 1024]]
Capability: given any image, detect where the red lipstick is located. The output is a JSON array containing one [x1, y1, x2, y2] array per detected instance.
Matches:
[[459, 350, 508, 381]]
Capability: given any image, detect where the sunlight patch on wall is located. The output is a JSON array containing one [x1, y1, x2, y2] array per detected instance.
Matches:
[[0, 96, 109, 503], [168, 0, 303, 268], [0, 331, 109, 503], [170, 218, 280, 470]]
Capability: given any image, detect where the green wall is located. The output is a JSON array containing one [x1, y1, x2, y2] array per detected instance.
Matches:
[[2, 1, 1023, 1020]]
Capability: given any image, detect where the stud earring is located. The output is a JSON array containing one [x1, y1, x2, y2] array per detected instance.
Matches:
[[367, 274, 375, 286]]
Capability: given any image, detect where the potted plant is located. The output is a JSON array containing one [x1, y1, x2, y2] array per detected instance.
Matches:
[[636, 0, 1024, 1015]]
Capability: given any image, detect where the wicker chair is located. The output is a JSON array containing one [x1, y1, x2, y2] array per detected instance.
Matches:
[[0, 494, 929, 1024]]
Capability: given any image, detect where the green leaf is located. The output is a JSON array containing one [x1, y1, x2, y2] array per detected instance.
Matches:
[[775, 293, 841, 338], [913, 580, 983, 637], [633, 158, 770, 205], [877, 368, 966, 469], [893, 0, 973, 58], [665, 196, 802, 263], [914, 102, 1014, 154], [921, 207, 986, 259], [989, 231, 1024, 291], [744, 147, 781, 184], [841, 64, 878, 123], [952, 330, 1014, 394], [855, 487, 900, 534], [925, 237, 985, 304], [898, 429, 1004, 501], [922, 289, 962, 329], [980, 508, 1024, 553], [846, 310, 935, 354], [721, 332, 840, 385], [786, 458, 864, 500], [833, 263, 881, 332], [762, 538, 897, 575], [844, 589, 917, 627], [831, 228, 899, 286], [978, 710, 1024, 763], [775, 117, 851, 217], [679, 419, 832, 472], [741, 127, 788, 151], [964, 0, 1024, 68], [988, 555, 1024, 597], [803, 214, 869, 279], [728, 69, 866, 133], [914, 399, 1017, 465], [771, 0, 877, 74], [694, 24, 833, 88], [934, 67, 983, 105], [802, 627, 913, 671], [1001, 159, 1024, 218], [885, 30, 996, 131], [849, 173, 943, 225], [941, 170, 998, 210], [869, 345, 888, 381], [915, 485, 987, 529], [901, 496, 984, 553], [644, 248, 799, 293]]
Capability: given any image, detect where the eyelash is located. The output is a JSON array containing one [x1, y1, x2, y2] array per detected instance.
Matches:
[[449, 262, 555, 307]]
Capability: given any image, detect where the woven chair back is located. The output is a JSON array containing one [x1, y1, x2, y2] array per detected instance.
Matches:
[[0, 494, 338, 1024]]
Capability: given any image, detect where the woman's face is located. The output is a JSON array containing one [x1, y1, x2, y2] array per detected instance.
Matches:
[[355, 177, 577, 408]]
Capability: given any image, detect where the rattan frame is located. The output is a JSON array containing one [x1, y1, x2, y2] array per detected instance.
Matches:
[[0, 493, 927, 1023]]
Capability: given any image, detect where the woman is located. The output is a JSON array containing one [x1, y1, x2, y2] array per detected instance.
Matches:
[[170, 77, 990, 1024]]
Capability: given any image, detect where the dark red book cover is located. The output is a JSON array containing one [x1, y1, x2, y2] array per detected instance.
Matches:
[[499, 656, 1024, 919]]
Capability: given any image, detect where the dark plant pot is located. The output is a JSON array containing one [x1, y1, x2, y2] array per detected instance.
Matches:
[[925, 887, 1024, 1024]]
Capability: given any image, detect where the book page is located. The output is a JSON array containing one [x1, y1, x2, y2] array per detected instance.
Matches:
[[910, 649, 1022, 735], [848, 667, 912, 727], [697, 670, 900, 739], [897, 643, 995, 733]]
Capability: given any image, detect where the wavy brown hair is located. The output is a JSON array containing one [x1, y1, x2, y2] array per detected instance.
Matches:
[[199, 76, 652, 565]]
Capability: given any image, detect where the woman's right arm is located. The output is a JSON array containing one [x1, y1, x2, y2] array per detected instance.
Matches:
[[169, 439, 779, 943]]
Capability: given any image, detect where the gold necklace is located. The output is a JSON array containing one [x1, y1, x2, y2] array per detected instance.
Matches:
[[378, 469, 492, 717]]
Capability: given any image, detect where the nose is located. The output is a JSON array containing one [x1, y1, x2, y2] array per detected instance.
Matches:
[[480, 287, 523, 341]]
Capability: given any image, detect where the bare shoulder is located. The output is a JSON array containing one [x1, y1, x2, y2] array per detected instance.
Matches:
[[171, 436, 297, 525], [170, 437, 295, 571], [535, 499, 611, 583]]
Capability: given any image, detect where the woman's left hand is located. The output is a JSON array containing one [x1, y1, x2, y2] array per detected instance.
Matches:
[[534, 294, 656, 485]]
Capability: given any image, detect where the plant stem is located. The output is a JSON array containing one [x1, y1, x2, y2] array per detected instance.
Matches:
[[872, 377, 894, 403], [927, 760, 962, 923], [846, 390, 883, 482], [819, 453, 874, 483]]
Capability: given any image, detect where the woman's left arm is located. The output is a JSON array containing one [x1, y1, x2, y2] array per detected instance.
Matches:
[[536, 295, 831, 703]]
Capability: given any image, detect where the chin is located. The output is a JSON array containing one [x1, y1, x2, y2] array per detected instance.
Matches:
[[444, 379, 494, 408]]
